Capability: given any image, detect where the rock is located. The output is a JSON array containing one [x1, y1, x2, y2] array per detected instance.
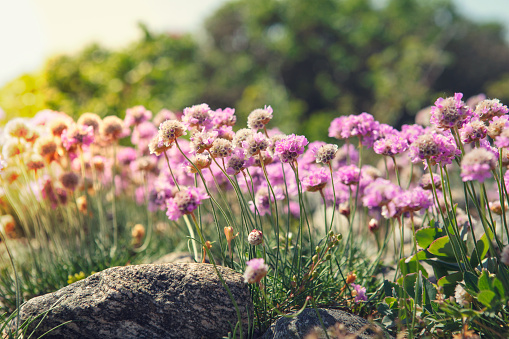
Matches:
[[19, 263, 253, 339], [152, 252, 196, 264], [261, 308, 389, 339]]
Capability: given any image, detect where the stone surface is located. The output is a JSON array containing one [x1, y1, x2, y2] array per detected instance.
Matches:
[[261, 308, 389, 339], [19, 263, 253, 339]]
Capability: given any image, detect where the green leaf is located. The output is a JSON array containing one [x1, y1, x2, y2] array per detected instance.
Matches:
[[422, 279, 437, 314], [470, 228, 493, 268], [399, 257, 428, 278], [415, 227, 445, 249], [428, 236, 456, 260], [478, 270, 492, 291], [477, 290, 496, 308], [437, 272, 463, 287], [414, 272, 423, 305], [463, 271, 479, 293], [493, 278, 505, 299]]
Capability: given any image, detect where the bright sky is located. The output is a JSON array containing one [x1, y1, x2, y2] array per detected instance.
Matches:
[[0, 0, 508, 88]]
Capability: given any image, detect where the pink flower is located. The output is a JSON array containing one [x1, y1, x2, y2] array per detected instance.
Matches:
[[461, 148, 497, 182], [249, 186, 285, 216], [274, 134, 308, 164], [337, 165, 360, 185], [302, 167, 329, 192], [430, 93, 472, 130], [351, 283, 367, 303], [328, 113, 379, 147], [166, 186, 209, 221], [124, 105, 152, 127], [362, 178, 401, 208], [182, 104, 212, 130], [211, 107, 236, 127], [244, 258, 269, 283], [61, 123, 94, 150], [373, 132, 409, 156]]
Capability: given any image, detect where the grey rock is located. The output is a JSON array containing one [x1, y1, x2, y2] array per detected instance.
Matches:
[[19, 263, 253, 339], [261, 308, 390, 339]]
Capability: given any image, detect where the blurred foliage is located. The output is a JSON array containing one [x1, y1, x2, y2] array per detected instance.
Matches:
[[1, 1, 509, 140]]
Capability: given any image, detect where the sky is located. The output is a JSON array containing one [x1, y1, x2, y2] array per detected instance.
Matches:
[[0, 0, 508, 88]]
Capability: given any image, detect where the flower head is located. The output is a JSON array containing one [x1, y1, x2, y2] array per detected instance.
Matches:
[[61, 123, 95, 150], [314, 144, 338, 164], [302, 167, 329, 192], [460, 115, 487, 144], [124, 105, 152, 127], [351, 283, 367, 303], [190, 129, 218, 153], [475, 99, 508, 121], [242, 132, 270, 156], [210, 138, 233, 158], [182, 104, 212, 129], [248, 229, 263, 246], [77, 113, 102, 134], [158, 120, 187, 147], [247, 106, 273, 130], [233, 128, 254, 149], [166, 187, 209, 221], [430, 93, 472, 130], [243, 258, 268, 283], [101, 116, 125, 141], [373, 132, 409, 156], [212, 107, 236, 127], [337, 165, 360, 185], [274, 134, 308, 164], [460, 148, 497, 182]]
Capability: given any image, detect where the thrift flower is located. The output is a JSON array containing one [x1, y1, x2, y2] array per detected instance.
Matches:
[[454, 284, 472, 306], [247, 106, 273, 130], [475, 98, 508, 121], [487, 115, 509, 139], [212, 107, 236, 127], [430, 93, 472, 130], [210, 138, 233, 158], [166, 186, 209, 221], [274, 134, 308, 164], [351, 283, 367, 303], [337, 165, 360, 185], [158, 120, 187, 147], [248, 229, 263, 246], [460, 115, 487, 144], [460, 148, 497, 182], [233, 128, 254, 148], [101, 116, 125, 141], [77, 113, 102, 134], [190, 129, 218, 153], [242, 132, 270, 156], [243, 258, 268, 283], [302, 167, 329, 192], [61, 123, 94, 150], [124, 105, 152, 127], [314, 144, 338, 164], [373, 133, 409, 156], [182, 103, 212, 129]]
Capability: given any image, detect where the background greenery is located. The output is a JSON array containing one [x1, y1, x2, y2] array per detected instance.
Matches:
[[1, 0, 509, 140]]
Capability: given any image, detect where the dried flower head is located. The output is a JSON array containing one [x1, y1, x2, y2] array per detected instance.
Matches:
[[49, 118, 71, 137], [243, 132, 270, 156], [77, 113, 102, 134], [132, 224, 146, 243], [4, 118, 31, 139], [101, 116, 125, 141], [430, 93, 472, 130], [59, 172, 80, 191], [475, 98, 509, 121], [454, 283, 473, 306], [158, 120, 187, 146], [187, 153, 212, 173], [314, 144, 338, 164], [210, 138, 233, 158], [233, 128, 254, 149], [2, 138, 26, 159], [247, 229, 263, 246], [243, 258, 268, 283], [247, 106, 273, 130], [487, 115, 509, 139], [77, 196, 87, 214], [34, 136, 58, 159], [24, 153, 45, 172]]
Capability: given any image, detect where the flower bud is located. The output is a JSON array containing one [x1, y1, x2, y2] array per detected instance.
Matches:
[[368, 218, 379, 233], [248, 229, 263, 246], [346, 272, 357, 284]]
